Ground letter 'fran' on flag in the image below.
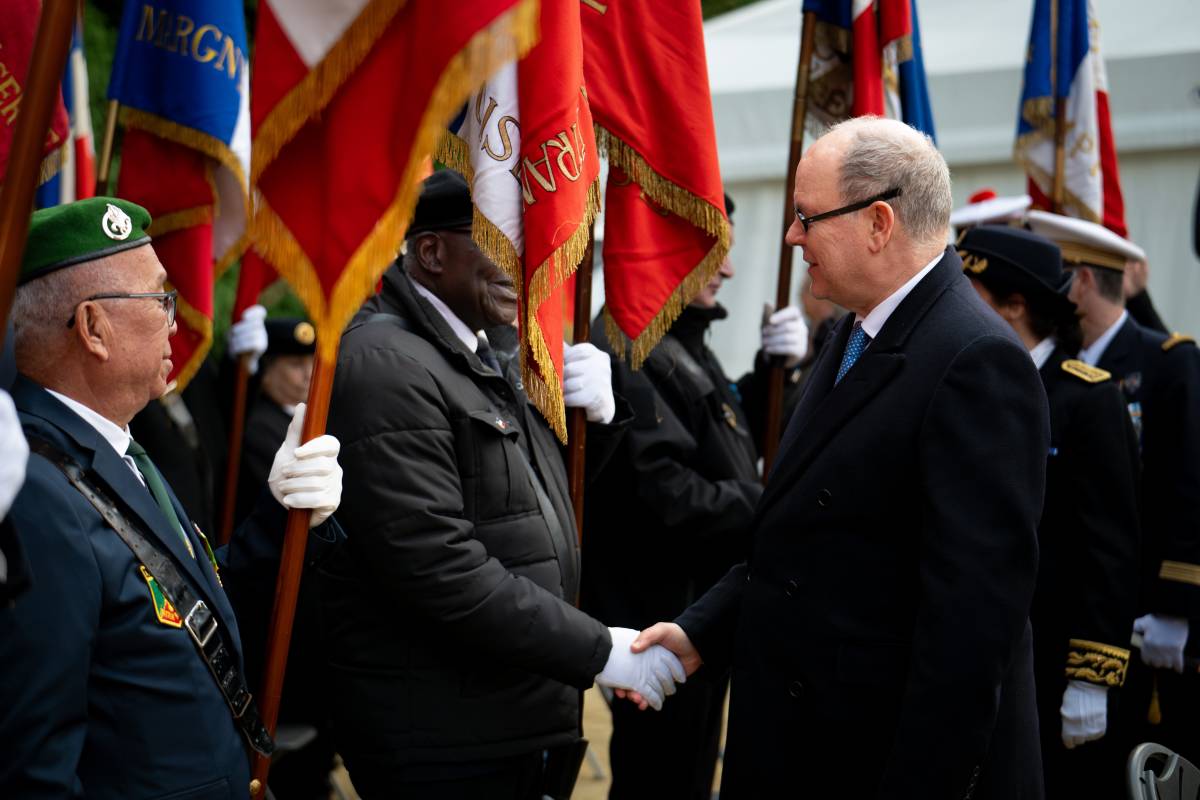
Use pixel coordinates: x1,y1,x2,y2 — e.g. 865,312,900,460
1015,0,1127,237
581,0,731,368
1,1,70,192
107,0,252,389
250,0,537,363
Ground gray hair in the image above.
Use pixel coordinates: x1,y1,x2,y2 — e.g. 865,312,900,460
12,259,119,363
828,116,952,244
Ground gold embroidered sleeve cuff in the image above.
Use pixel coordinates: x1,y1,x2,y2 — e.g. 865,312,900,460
1159,561,1200,587
1065,639,1130,687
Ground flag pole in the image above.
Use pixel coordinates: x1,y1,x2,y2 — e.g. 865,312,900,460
94,100,119,197
1049,0,1065,214
0,0,75,339
217,354,252,545
566,232,595,544
761,10,817,482
248,334,341,796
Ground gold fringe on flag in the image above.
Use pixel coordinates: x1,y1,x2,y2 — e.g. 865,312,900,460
594,125,731,369
37,142,67,186
167,287,214,392
147,205,214,238
252,0,540,364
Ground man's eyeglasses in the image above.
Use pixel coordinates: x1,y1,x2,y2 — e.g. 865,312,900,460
66,290,178,328
793,187,902,233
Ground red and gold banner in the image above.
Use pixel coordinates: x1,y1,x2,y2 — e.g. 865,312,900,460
581,0,730,368
0,0,69,187
515,0,599,440
251,0,538,361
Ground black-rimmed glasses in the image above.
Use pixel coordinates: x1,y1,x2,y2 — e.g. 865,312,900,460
66,290,178,328
794,187,902,232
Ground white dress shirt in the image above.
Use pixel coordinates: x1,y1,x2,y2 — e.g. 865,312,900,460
1078,310,1128,366
857,252,944,340
46,389,145,487
1030,337,1057,370
412,280,479,353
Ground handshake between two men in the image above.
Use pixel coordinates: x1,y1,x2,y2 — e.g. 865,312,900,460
595,623,699,710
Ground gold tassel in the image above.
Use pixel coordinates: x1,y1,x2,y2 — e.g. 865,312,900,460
1148,673,1163,725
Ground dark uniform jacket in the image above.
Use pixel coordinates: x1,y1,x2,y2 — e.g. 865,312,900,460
235,396,291,526
320,265,619,774
1096,317,1200,622
582,305,763,629
0,377,251,800
676,249,1050,799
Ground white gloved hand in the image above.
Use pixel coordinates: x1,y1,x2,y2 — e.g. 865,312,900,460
0,390,28,519
563,342,615,424
227,304,269,374
761,304,809,367
268,403,342,528
1060,679,1107,748
595,627,686,711
1134,614,1189,672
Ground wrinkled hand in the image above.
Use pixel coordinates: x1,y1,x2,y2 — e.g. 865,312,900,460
613,622,704,711
0,390,28,519
761,304,808,367
228,304,269,374
1123,258,1149,299
595,627,686,711
268,403,342,528
1135,614,1189,672
563,342,615,424
1060,679,1107,748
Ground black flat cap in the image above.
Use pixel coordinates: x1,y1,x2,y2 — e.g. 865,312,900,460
265,318,316,357
959,225,1076,321
408,169,473,237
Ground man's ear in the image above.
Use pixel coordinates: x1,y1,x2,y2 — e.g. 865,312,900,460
865,200,896,253
412,232,446,276
74,302,111,362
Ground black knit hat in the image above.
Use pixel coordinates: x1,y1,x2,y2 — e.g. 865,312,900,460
407,169,473,237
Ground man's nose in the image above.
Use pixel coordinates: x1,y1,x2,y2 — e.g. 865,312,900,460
785,218,805,247
719,256,735,279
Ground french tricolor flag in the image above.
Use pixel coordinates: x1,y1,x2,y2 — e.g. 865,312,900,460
35,11,94,208
1015,0,1127,237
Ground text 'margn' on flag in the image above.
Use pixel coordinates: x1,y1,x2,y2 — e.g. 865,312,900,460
1,1,70,189
804,0,937,139
582,0,730,369
35,8,94,208
107,0,251,389
1015,0,1126,237
251,0,538,362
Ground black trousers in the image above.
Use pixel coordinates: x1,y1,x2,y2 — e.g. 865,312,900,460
608,672,727,800
348,752,545,800
1037,678,1127,800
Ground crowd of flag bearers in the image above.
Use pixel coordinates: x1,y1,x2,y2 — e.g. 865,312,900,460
0,1,1199,799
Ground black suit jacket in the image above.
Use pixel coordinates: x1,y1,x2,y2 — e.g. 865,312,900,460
677,249,1050,799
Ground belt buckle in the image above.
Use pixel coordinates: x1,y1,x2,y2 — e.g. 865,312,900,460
184,600,218,648
232,688,253,719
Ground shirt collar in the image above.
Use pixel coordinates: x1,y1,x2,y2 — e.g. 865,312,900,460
857,252,943,340
1030,337,1057,369
411,280,479,353
1078,309,1128,366
45,389,132,458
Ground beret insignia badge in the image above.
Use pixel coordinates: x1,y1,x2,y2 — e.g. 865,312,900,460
101,203,133,241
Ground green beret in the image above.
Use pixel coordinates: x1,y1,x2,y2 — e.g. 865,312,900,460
21,197,153,285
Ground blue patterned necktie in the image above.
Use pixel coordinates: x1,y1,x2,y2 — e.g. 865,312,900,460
835,321,871,384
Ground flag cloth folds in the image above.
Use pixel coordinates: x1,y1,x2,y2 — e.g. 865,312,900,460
804,0,937,139
251,0,538,363
107,0,251,389
1015,0,1126,236
35,8,94,208
1,1,70,189
582,0,730,368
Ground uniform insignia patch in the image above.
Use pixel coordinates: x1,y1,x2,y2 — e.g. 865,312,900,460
194,524,222,587
721,402,739,430
293,322,316,346
101,203,133,240
1120,372,1142,396
139,565,182,627
1163,332,1196,352
1061,359,1110,384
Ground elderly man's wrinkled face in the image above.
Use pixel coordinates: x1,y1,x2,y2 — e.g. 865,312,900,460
436,229,519,330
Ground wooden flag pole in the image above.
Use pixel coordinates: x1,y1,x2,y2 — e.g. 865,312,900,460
566,232,595,544
761,10,817,482
217,354,252,545
1051,98,1067,214
0,0,75,339
248,334,340,797
94,100,119,197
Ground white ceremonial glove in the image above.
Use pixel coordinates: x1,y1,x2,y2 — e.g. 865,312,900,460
595,627,687,711
1134,614,1189,673
0,390,28,520
761,304,809,367
562,342,615,424
227,304,269,374
268,403,342,528
1060,679,1108,749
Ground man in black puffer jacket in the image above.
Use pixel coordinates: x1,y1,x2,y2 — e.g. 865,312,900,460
320,171,684,799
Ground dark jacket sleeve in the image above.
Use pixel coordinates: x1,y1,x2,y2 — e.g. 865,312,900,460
333,345,610,688
879,336,1047,797
675,561,747,675
1062,382,1141,683
0,462,99,798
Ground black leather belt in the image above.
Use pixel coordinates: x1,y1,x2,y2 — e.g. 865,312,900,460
26,434,275,756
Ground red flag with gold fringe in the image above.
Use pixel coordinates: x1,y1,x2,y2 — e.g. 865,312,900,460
250,0,538,363
581,0,730,367
0,1,69,189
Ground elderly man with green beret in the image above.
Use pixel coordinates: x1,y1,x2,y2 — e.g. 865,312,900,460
0,197,344,800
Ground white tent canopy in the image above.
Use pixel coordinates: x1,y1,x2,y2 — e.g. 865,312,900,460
702,0,1200,373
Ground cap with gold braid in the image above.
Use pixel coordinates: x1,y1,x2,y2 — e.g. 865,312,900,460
1025,210,1145,273
20,197,153,285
